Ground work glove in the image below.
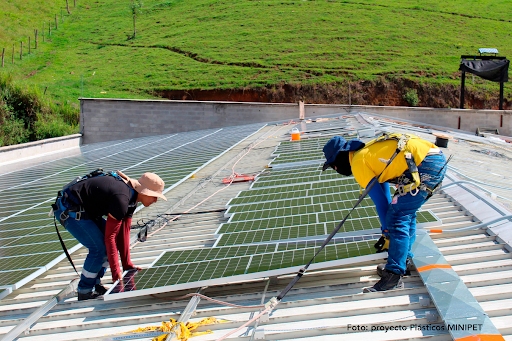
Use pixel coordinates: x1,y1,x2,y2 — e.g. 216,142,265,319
374,234,390,253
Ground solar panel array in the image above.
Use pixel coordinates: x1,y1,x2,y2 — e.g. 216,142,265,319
107,237,380,298
0,124,265,291
106,121,439,300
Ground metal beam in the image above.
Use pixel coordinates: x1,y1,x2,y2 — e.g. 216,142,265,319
2,279,78,341
412,231,505,340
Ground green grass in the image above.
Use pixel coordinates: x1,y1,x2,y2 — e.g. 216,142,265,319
0,0,511,108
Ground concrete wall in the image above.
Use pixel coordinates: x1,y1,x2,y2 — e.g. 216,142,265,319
80,98,512,144
0,134,82,167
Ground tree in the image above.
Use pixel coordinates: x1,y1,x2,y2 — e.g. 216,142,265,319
130,0,143,39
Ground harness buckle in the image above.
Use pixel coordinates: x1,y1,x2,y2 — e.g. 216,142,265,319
397,135,409,151
60,210,69,222
75,211,81,220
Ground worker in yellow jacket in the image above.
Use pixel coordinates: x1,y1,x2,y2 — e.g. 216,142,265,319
322,133,447,292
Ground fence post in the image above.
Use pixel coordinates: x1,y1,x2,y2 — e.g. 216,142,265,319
12,44,14,64
55,14,58,30
28,37,31,54
43,22,45,42
49,21,51,37
74,0,76,7
1,48,5,67
20,41,23,60
35,29,38,49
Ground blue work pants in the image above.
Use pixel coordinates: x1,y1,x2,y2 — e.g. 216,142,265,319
54,197,107,294
385,152,447,275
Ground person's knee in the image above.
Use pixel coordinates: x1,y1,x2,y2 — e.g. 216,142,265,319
88,240,106,257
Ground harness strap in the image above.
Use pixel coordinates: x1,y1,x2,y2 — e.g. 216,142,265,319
52,202,79,275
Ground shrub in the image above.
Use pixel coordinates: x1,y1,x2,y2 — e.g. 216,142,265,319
403,88,419,107
0,103,30,145
34,113,78,140
0,74,79,146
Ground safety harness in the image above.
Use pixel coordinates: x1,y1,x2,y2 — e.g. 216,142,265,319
365,132,441,197
51,169,137,274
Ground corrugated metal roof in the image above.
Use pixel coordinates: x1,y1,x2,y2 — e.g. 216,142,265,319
1,113,512,341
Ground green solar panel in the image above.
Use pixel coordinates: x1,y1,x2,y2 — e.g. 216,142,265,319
226,191,369,215
231,204,323,222
229,178,359,205
252,172,342,188
216,224,329,246
151,238,380,268
257,170,325,182
106,238,382,300
228,189,311,206
229,199,376,222
270,152,324,165
218,215,381,237
0,268,40,286
0,231,73,248
0,252,63,271
255,167,340,184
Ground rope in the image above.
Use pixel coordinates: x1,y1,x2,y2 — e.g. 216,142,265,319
215,306,273,341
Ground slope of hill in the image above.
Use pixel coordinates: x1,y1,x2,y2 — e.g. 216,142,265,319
0,0,511,145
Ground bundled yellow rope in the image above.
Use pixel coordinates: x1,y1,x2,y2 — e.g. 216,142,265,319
128,317,223,341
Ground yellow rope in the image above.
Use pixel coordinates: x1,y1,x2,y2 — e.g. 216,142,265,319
127,317,226,341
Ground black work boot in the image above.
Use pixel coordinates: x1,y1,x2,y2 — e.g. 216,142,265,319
78,291,102,301
377,258,415,277
94,284,108,295
363,269,404,293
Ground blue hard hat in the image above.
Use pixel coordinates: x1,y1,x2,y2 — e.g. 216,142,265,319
322,136,365,171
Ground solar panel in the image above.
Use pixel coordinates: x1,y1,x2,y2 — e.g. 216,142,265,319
105,238,384,301
227,180,360,205
0,124,265,291
252,172,341,188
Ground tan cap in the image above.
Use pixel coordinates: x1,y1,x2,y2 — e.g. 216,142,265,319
128,172,167,201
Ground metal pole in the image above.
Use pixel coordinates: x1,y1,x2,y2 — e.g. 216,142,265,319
499,81,504,110
2,279,79,341
165,291,202,341
459,71,465,109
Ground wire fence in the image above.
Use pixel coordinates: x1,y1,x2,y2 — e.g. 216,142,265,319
1,0,77,68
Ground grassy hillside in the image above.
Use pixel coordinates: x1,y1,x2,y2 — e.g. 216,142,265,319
0,0,511,144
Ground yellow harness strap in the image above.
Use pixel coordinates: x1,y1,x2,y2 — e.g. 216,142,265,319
367,133,421,194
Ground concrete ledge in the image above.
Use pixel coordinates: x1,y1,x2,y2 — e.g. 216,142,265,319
0,134,82,166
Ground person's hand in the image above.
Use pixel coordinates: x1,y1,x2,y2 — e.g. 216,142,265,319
124,264,142,272
112,271,123,283
117,269,137,292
